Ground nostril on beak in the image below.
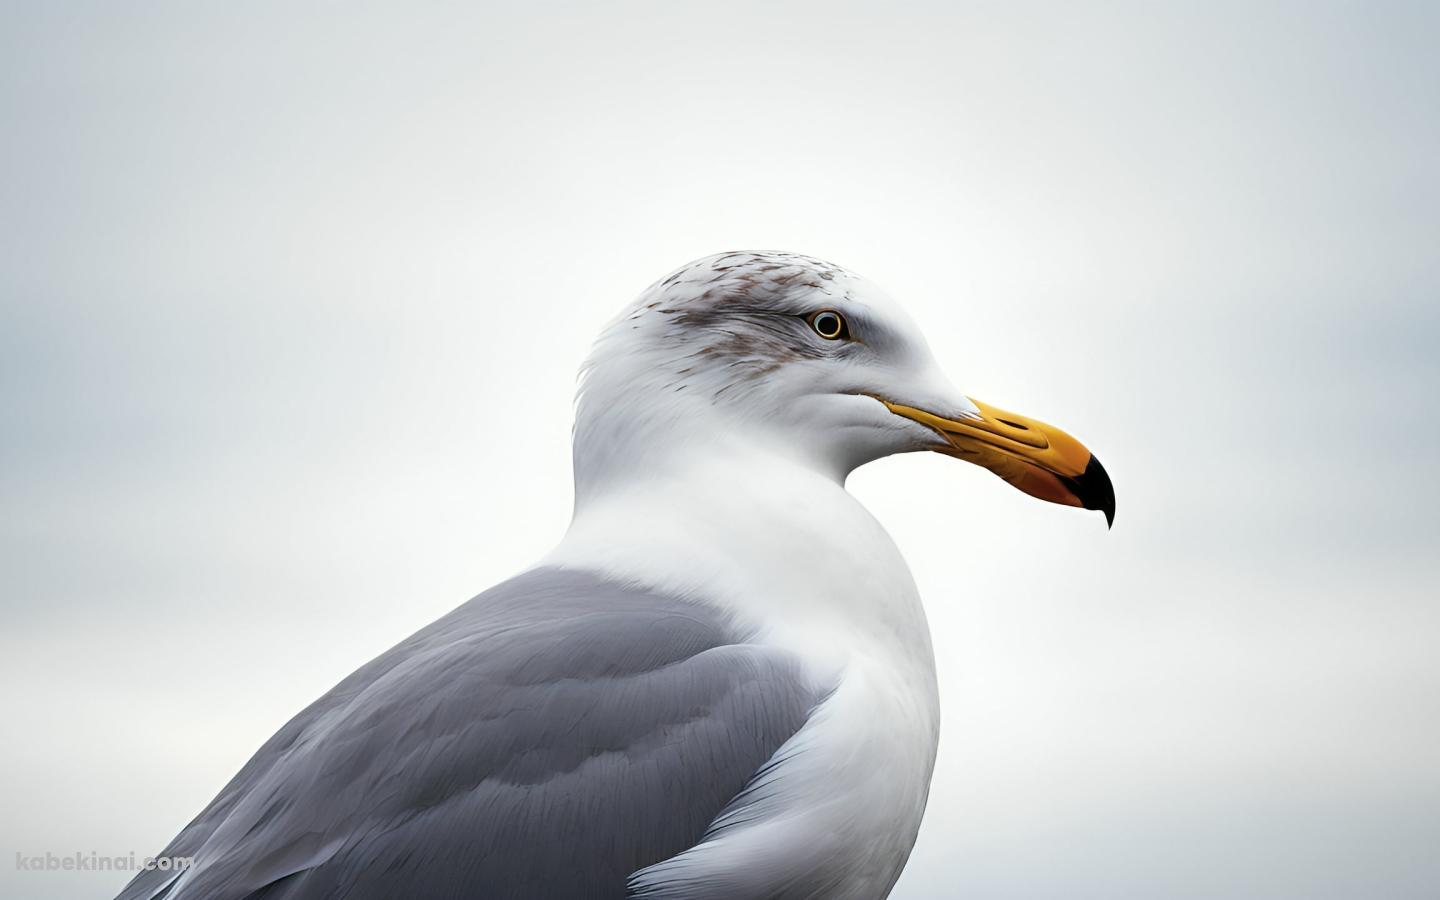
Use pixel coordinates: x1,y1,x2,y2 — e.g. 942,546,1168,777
997,418,1028,430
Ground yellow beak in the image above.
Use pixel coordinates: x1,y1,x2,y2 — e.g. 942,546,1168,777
884,397,1115,527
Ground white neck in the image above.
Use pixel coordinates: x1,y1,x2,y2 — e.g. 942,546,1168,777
549,441,935,670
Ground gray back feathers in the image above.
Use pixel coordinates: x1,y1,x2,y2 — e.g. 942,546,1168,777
117,567,824,900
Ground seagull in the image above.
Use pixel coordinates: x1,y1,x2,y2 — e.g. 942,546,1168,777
118,251,1113,900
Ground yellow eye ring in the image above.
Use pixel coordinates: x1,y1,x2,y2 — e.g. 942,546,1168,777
809,309,848,340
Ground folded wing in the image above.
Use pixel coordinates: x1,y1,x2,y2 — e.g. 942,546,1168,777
117,567,824,900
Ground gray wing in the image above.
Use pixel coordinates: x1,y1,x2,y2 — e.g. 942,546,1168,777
117,567,823,900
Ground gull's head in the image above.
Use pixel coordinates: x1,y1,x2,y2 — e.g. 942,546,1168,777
574,250,1114,527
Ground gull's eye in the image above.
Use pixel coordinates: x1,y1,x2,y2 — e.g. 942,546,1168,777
808,309,849,341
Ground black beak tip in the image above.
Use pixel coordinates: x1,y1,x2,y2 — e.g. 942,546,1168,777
1076,454,1116,529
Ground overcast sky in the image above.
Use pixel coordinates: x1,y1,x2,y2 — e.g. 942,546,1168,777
2,2,1437,898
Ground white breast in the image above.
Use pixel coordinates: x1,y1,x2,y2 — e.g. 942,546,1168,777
547,447,941,898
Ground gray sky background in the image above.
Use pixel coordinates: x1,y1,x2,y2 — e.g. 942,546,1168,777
2,2,1437,898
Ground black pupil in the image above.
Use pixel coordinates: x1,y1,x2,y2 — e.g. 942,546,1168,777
815,313,841,337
